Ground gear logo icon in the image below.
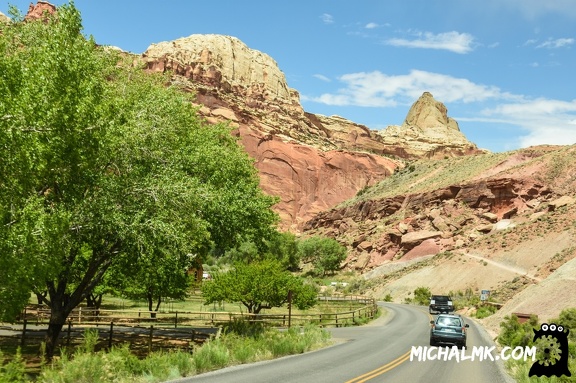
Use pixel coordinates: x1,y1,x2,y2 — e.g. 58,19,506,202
529,323,571,377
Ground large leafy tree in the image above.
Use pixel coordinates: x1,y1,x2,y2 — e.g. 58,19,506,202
0,3,278,357
298,236,347,276
201,260,318,314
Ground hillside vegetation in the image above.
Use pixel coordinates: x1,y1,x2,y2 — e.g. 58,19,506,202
304,144,576,335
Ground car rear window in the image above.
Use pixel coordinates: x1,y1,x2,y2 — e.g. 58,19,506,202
437,317,461,326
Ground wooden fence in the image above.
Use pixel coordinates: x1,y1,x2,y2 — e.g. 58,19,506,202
1,295,377,354
20,295,377,329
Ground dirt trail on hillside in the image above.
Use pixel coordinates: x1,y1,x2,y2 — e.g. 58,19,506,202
462,252,542,282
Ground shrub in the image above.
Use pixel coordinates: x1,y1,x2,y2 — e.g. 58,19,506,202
413,287,432,306
498,314,538,348
474,305,497,319
0,348,27,383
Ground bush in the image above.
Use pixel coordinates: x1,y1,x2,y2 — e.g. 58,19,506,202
413,287,431,306
498,314,538,348
0,348,27,383
474,305,497,319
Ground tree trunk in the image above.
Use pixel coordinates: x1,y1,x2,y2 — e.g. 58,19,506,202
45,307,68,359
147,293,156,318
36,291,48,305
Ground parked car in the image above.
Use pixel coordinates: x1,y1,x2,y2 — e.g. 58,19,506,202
430,314,469,348
429,295,454,314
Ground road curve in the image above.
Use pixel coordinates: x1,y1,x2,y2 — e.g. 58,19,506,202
168,303,515,383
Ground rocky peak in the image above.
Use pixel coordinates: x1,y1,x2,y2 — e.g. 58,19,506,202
24,1,56,21
378,92,485,159
142,34,400,230
405,91,460,132
143,34,295,106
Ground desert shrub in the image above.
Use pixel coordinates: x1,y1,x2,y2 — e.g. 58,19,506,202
474,305,497,319
413,287,432,306
498,314,538,348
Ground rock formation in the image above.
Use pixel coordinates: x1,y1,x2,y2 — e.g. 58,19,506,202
379,92,484,158
141,34,487,229
23,1,56,21
142,34,401,229
302,146,562,271
0,11,10,23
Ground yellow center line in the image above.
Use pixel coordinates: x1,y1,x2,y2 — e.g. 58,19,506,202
345,307,434,382
344,350,412,383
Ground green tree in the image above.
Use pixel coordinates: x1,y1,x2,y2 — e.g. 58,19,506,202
413,287,432,306
498,314,538,348
201,260,318,314
0,3,278,357
265,231,300,271
224,231,300,271
298,236,347,276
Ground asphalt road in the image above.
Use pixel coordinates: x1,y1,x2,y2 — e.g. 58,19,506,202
169,303,516,383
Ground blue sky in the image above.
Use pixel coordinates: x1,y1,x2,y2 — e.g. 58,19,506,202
2,1,576,153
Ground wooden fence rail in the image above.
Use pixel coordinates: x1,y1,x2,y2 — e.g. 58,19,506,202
1,295,377,354
19,295,378,329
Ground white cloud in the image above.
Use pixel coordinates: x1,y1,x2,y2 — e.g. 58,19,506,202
309,70,512,107
536,38,575,49
320,13,334,24
313,74,331,82
477,98,576,147
308,69,576,148
384,31,475,54
365,22,379,29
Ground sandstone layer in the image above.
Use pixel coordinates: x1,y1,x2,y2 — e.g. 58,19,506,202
379,92,485,158
0,11,10,23
142,34,404,229
142,34,482,229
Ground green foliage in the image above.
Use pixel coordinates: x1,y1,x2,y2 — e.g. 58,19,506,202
413,287,432,306
554,308,576,340
499,308,576,383
223,231,300,271
265,231,301,271
0,3,278,352
474,304,497,319
201,260,318,314
0,348,27,383
221,318,266,338
498,314,538,348
36,323,329,382
298,235,347,276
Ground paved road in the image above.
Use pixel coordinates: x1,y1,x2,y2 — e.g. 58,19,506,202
168,303,515,383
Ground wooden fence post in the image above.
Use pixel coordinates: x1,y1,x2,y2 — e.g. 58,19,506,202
175,312,178,329
78,307,82,324
108,322,114,350
20,319,27,347
67,320,72,347
148,325,153,353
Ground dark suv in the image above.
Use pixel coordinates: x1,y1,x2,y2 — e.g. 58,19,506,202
430,314,469,348
429,295,454,314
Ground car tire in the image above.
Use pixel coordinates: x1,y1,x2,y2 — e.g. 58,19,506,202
461,343,466,350
430,338,436,347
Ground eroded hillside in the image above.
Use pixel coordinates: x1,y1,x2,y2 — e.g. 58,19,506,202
302,145,576,328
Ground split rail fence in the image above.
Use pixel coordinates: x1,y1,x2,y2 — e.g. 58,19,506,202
1,295,378,353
